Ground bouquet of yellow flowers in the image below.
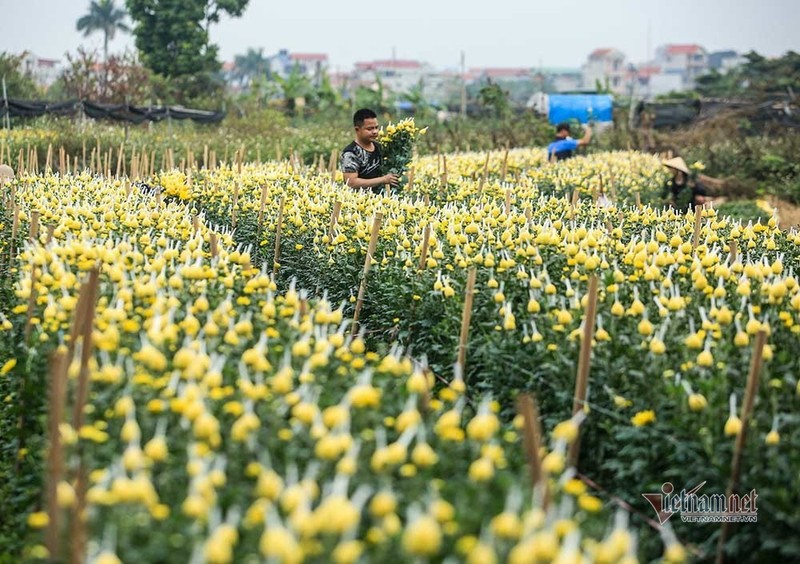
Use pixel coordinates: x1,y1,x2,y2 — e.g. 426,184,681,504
379,118,427,188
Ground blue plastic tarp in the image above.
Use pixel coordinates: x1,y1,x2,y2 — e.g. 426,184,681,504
548,94,613,124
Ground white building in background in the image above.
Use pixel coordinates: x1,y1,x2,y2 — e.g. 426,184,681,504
654,44,708,89
19,52,62,89
267,49,329,83
581,48,629,94
708,50,746,74
351,59,436,93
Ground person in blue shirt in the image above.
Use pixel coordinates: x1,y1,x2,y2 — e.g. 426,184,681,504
547,122,592,162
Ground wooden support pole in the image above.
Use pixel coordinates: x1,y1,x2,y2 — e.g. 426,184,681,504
272,195,286,278
257,184,269,228
418,225,432,271
715,330,767,564
456,268,478,373
729,240,738,264
209,232,219,258
517,393,545,488
351,212,383,336
45,349,69,561
29,210,40,243
24,266,39,343
567,275,599,467
328,201,342,240
72,268,100,431
692,205,703,250
231,181,240,228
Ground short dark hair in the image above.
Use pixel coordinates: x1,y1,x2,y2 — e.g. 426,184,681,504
556,122,571,133
354,108,377,127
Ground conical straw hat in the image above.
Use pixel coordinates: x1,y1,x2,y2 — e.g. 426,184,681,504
663,157,689,175
0,164,14,181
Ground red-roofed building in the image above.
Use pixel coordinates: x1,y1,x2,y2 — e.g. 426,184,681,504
655,43,708,87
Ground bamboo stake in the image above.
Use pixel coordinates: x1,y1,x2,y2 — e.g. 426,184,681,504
203,145,209,169
351,212,383,336
231,181,240,228
72,268,99,431
328,149,338,176
209,232,219,258
418,224,432,270
407,167,415,191
501,147,509,181
567,275,599,467
45,144,53,171
272,195,286,278
17,148,24,174
24,266,39,342
45,349,69,561
635,192,642,210
715,330,767,564
729,240,738,264
504,189,512,216
517,393,545,490
29,210,40,243
328,201,342,240
477,156,488,194
692,205,703,250
116,143,124,178
456,268,478,373
257,184,269,228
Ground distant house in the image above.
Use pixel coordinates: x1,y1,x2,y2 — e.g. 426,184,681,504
581,48,629,94
535,68,582,93
20,52,62,89
352,59,435,93
708,50,745,74
654,44,708,88
267,49,329,84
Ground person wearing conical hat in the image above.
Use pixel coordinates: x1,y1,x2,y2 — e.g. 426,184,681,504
662,156,707,210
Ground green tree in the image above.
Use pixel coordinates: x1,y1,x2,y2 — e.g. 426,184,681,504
274,64,314,116
0,53,40,99
125,0,248,100
476,80,510,118
233,48,270,90
76,0,131,65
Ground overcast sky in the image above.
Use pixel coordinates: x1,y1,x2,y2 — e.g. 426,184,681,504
1,0,797,72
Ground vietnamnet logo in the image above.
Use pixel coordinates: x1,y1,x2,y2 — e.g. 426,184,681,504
642,481,758,524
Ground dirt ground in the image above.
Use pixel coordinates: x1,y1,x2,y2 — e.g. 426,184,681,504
768,197,800,230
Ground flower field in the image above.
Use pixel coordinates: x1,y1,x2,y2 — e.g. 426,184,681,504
1,147,798,562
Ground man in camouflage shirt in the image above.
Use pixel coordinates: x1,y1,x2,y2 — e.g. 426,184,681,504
340,108,399,194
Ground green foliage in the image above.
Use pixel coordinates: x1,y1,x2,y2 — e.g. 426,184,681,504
476,81,510,118
0,53,40,99
231,47,269,90
715,200,771,224
125,0,248,102
695,50,800,99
